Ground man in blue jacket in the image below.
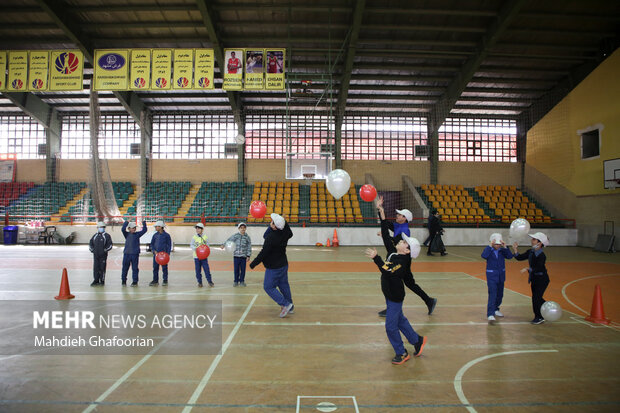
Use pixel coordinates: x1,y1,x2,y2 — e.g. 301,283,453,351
121,220,147,286
481,233,513,321
150,220,172,286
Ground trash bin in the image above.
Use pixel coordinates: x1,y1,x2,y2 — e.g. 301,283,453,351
3,226,18,245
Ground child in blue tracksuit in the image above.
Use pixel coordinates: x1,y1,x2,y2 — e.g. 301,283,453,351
121,220,147,286
481,233,513,321
150,220,172,286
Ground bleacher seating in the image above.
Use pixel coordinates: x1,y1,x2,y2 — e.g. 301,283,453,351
8,182,86,220
62,182,134,222
249,181,301,223
474,185,552,224
419,184,491,224
125,181,191,219
187,182,253,223
308,181,364,224
0,182,35,210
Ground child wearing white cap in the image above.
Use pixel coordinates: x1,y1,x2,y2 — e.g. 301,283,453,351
121,220,147,286
191,223,213,287
88,221,113,286
512,232,550,324
249,213,295,317
222,223,252,287
481,233,514,321
150,220,172,286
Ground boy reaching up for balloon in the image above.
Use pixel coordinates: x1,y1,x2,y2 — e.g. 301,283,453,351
191,223,213,287
222,222,252,287
512,232,550,325
481,233,513,322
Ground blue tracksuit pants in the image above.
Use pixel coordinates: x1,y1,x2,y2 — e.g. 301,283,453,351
263,265,292,307
121,253,139,283
385,299,419,355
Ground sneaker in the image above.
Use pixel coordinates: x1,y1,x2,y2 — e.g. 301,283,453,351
427,252,434,256
288,305,295,314
240,282,247,287
279,303,293,318
233,282,239,287
100,281,105,286
427,298,438,315
162,280,168,286
130,282,138,287
149,281,158,286
378,309,387,317
90,281,100,287
495,310,504,317
440,252,447,256
197,283,203,287
391,351,411,365
208,282,215,288
122,281,127,286
488,315,496,321
413,336,427,357
531,317,545,325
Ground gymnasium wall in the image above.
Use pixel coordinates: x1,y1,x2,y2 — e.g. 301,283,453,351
525,49,620,247
15,160,46,183
526,49,620,197
437,162,521,187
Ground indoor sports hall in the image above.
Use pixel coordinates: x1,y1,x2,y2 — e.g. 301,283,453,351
0,1,619,412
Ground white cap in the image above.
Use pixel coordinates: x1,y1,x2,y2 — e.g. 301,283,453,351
97,221,106,227
395,209,413,222
490,233,503,244
195,223,205,229
529,232,550,247
155,220,165,228
270,213,285,230
127,222,137,229
237,222,247,228
402,234,421,258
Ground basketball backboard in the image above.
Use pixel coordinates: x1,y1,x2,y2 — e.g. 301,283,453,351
603,158,620,190
285,152,332,180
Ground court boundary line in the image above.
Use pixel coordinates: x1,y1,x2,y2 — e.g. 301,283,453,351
182,294,258,413
296,395,359,413
454,349,559,413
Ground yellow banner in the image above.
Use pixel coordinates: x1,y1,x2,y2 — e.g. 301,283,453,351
93,49,129,91
0,51,6,91
129,49,151,90
28,50,49,91
7,51,28,91
49,50,84,91
173,49,193,89
151,49,172,90
223,49,243,91
244,49,264,90
265,49,285,90
194,49,214,89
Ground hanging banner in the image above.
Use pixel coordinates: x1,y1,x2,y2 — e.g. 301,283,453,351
194,49,214,89
7,51,28,91
49,50,84,91
151,49,172,90
222,49,243,91
265,49,285,90
28,50,49,91
0,51,6,91
129,49,151,90
173,49,193,89
244,49,264,90
93,49,129,91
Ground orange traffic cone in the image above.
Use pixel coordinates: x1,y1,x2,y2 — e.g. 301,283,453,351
55,268,75,300
332,229,339,247
585,284,610,325
326,238,331,247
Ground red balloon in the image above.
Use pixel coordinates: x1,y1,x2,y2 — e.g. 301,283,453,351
196,245,210,260
155,251,170,265
359,184,377,202
249,200,267,219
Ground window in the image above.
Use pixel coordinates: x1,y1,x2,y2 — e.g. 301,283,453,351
342,116,427,160
61,115,90,159
580,128,600,160
0,115,46,159
438,118,517,162
245,113,334,159
152,113,237,159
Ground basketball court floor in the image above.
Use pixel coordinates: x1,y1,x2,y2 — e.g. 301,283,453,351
0,244,618,412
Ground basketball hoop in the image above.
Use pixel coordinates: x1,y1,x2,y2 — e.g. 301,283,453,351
303,172,316,186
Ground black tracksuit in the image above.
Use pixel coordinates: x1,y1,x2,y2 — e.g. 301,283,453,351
89,232,113,284
427,215,445,254
514,248,549,319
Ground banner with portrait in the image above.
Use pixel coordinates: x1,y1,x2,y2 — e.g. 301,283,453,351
222,49,243,91
265,49,285,90
244,49,264,90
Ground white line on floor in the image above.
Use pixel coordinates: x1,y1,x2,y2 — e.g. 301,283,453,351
182,294,258,413
453,349,559,413
560,273,619,315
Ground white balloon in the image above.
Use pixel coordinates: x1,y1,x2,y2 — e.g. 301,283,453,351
224,240,236,253
509,218,530,239
325,169,351,200
541,301,562,322
409,237,421,259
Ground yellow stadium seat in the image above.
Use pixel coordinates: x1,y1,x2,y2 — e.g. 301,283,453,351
482,216,491,223
535,209,543,216
310,216,318,223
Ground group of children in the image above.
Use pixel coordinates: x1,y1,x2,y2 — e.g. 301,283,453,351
88,220,252,288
